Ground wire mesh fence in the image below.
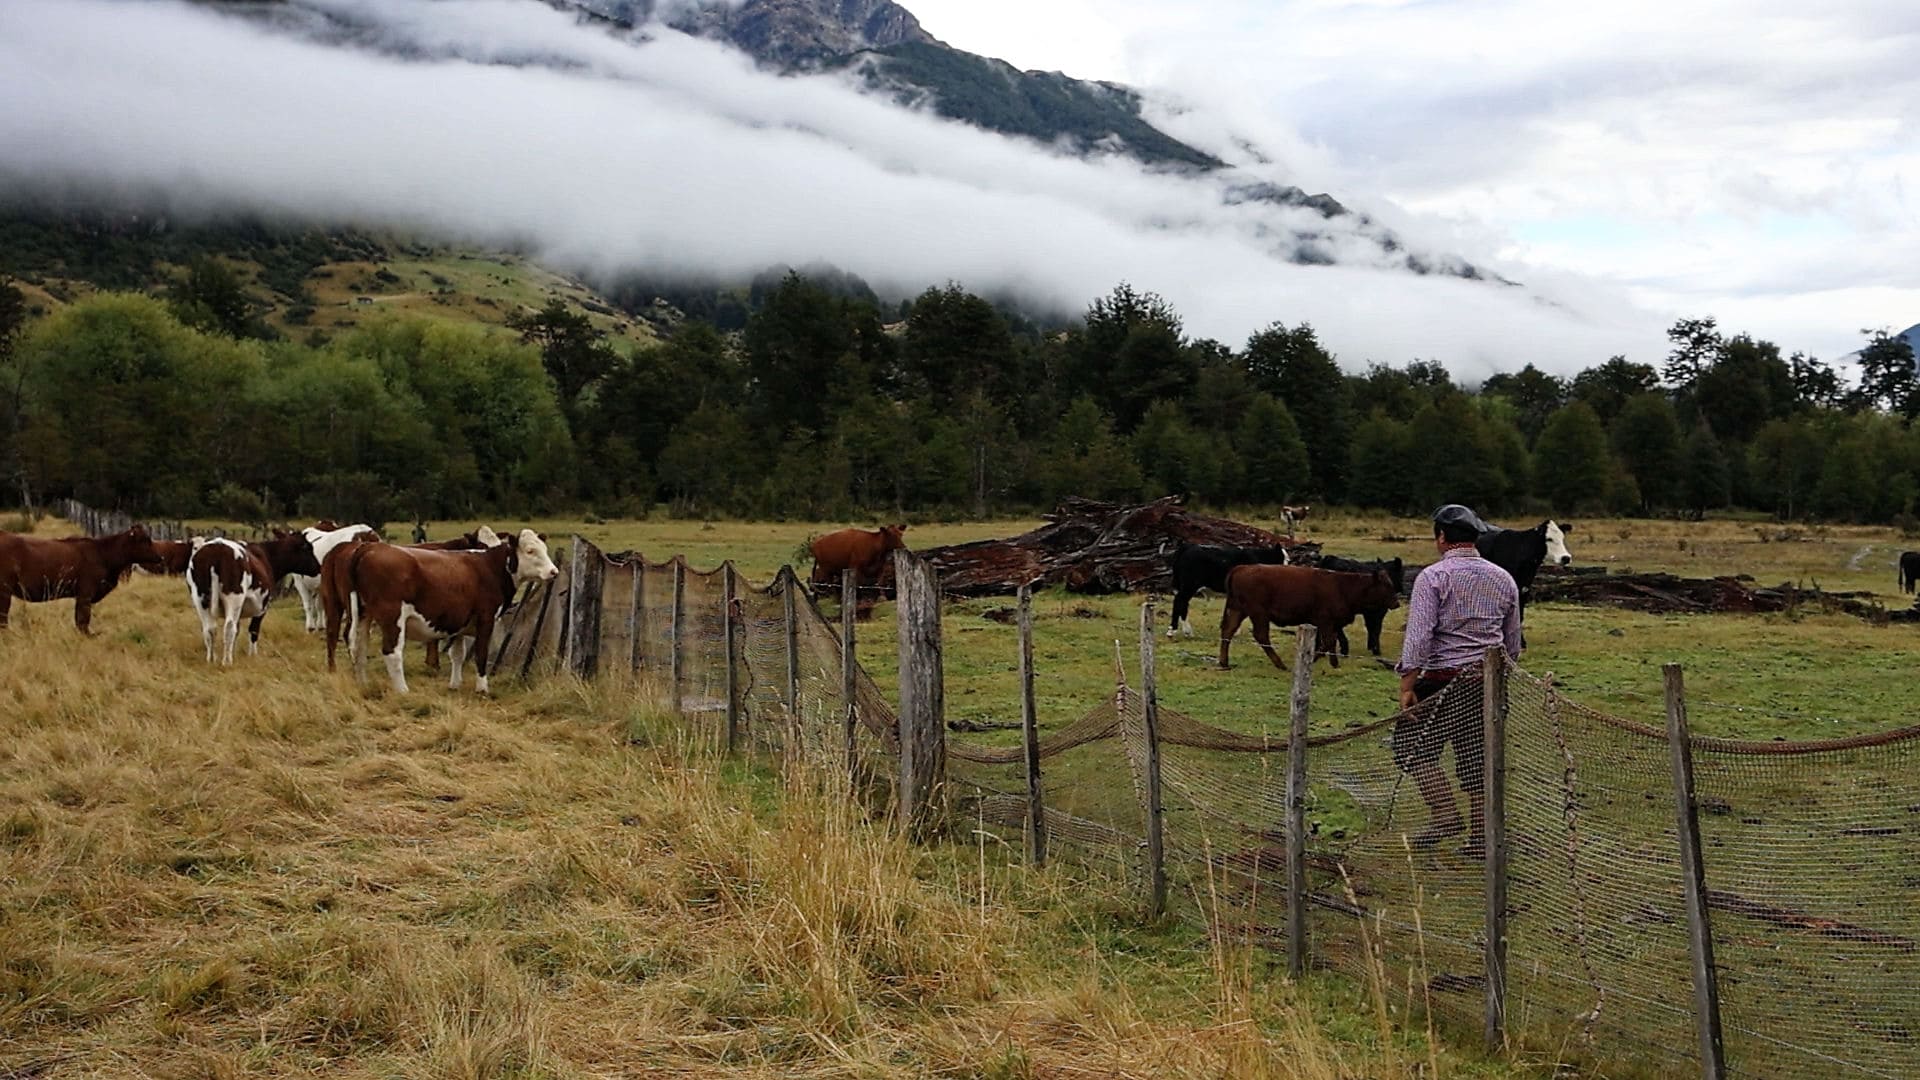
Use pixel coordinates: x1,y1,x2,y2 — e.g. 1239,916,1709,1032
50,509,1920,1077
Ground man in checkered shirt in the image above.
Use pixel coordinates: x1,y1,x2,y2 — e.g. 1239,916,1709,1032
1394,504,1522,857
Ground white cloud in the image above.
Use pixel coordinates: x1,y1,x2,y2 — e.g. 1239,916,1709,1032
0,0,1676,380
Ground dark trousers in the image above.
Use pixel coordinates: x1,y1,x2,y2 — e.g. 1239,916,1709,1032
1392,675,1485,793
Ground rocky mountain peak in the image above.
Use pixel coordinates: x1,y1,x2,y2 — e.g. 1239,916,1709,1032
564,0,936,68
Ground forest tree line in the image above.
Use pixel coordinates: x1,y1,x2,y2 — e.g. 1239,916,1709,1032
0,264,1915,528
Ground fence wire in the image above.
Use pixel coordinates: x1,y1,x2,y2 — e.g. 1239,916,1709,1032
54,509,1920,1078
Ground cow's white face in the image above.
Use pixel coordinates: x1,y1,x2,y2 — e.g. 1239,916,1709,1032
513,530,560,583
1543,520,1573,566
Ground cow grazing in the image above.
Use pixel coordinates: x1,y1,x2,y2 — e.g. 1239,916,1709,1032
0,524,158,633
186,531,321,663
1218,563,1401,671
1164,542,1292,638
291,522,380,632
1279,505,1311,537
1901,551,1920,594
809,525,908,593
1314,555,1405,656
138,539,194,576
1475,520,1574,624
323,528,558,695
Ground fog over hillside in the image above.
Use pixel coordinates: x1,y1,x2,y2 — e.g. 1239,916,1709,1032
0,0,1670,377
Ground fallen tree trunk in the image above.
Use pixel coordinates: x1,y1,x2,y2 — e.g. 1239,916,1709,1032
919,495,1319,597
1529,570,1920,622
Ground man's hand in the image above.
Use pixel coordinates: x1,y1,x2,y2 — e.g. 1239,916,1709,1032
1398,671,1419,712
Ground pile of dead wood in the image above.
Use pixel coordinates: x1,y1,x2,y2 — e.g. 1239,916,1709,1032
919,495,1319,597
1531,571,1920,622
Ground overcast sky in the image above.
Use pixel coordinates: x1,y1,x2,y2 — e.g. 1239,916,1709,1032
909,0,1920,360
2,0,1909,376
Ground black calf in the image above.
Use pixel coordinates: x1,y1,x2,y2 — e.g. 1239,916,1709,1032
1165,542,1291,636
1315,555,1405,656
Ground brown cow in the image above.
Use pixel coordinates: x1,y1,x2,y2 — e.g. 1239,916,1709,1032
186,531,321,663
139,539,194,576
808,524,907,594
322,528,558,695
0,524,158,633
1218,563,1400,671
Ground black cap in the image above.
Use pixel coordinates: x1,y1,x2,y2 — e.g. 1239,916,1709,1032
1432,504,1490,540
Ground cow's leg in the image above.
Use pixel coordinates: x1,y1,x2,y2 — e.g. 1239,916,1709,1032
1336,626,1351,656
296,577,319,632
0,592,10,628
447,636,466,690
1218,605,1246,669
351,594,371,685
247,604,265,656
425,639,441,674
1168,588,1190,638
379,611,409,694
189,580,216,662
221,596,244,665
1365,610,1385,656
471,618,496,695
1250,616,1287,671
1320,622,1341,669
73,596,94,636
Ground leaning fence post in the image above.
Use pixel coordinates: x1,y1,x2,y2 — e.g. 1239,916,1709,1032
1287,624,1317,978
1665,663,1727,1079
1019,582,1046,867
723,563,740,753
629,560,644,674
893,549,945,840
841,568,858,787
669,557,686,714
1482,646,1510,1051
1138,601,1167,919
783,569,801,721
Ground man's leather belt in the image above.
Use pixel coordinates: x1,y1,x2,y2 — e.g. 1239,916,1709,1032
1418,667,1470,682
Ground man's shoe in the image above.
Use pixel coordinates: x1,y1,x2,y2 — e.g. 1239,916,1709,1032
1406,821,1465,849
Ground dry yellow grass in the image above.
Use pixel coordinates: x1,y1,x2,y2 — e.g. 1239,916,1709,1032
0,573,1546,1078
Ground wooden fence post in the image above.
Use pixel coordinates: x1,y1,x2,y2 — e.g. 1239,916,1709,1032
1665,664,1727,1080
1482,646,1510,1052
565,536,602,679
1019,582,1046,867
629,561,645,673
724,563,740,753
784,569,801,720
893,549,945,841
670,557,686,714
841,569,858,786
1139,601,1166,920
1286,624,1316,978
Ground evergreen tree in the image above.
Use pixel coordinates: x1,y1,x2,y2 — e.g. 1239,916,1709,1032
1242,322,1352,497
1347,412,1413,511
1531,402,1610,510
1611,393,1683,512
1233,393,1311,503
1680,422,1730,519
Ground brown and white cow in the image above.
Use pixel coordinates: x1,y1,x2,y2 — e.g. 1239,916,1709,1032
291,522,379,632
186,531,322,663
322,528,557,695
0,525,158,633
1218,563,1400,671
808,524,907,593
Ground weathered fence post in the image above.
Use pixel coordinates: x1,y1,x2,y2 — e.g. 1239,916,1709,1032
723,563,740,753
564,536,602,678
1139,601,1166,919
1019,582,1046,867
893,549,945,840
669,557,686,714
784,569,801,720
1286,624,1317,978
629,560,644,673
841,569,858,786
1482,646,1510,1051
1665,663,1727,1080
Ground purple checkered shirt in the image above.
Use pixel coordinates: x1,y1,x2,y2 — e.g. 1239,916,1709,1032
1395,547,1522,676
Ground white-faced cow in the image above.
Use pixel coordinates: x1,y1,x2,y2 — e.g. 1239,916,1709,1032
322,528,558,695
1475,520,1574,630
291,522,379,632
185,531,322,663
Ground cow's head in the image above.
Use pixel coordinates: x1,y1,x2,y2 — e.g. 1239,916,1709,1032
1366,569,1402,611
278,531,323,578
118,523,158,566
1542,520,1573,567
881,524,908,550
312,519,340,532
1377,556,1405,593
512,529,560,585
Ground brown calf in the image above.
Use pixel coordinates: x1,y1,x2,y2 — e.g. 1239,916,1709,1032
1218,563,1400,671
0,525,158,633
322,529,558,695
809,524,907,593
186,531,321,663
139,539,194,576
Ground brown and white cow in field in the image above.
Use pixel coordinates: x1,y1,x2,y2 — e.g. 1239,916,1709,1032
808,524,907,593
0,525,158,633
322,529,557,695
186,531,322,663
1218,563,1400,671
291,522,379,632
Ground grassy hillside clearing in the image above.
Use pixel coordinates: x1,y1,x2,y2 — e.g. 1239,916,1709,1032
1,573,1543,1079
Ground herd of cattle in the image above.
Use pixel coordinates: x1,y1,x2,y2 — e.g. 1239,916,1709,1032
803,518,1576,671
0,521,558,694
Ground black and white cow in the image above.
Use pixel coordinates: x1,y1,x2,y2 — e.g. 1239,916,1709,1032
1476,520,1574,627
